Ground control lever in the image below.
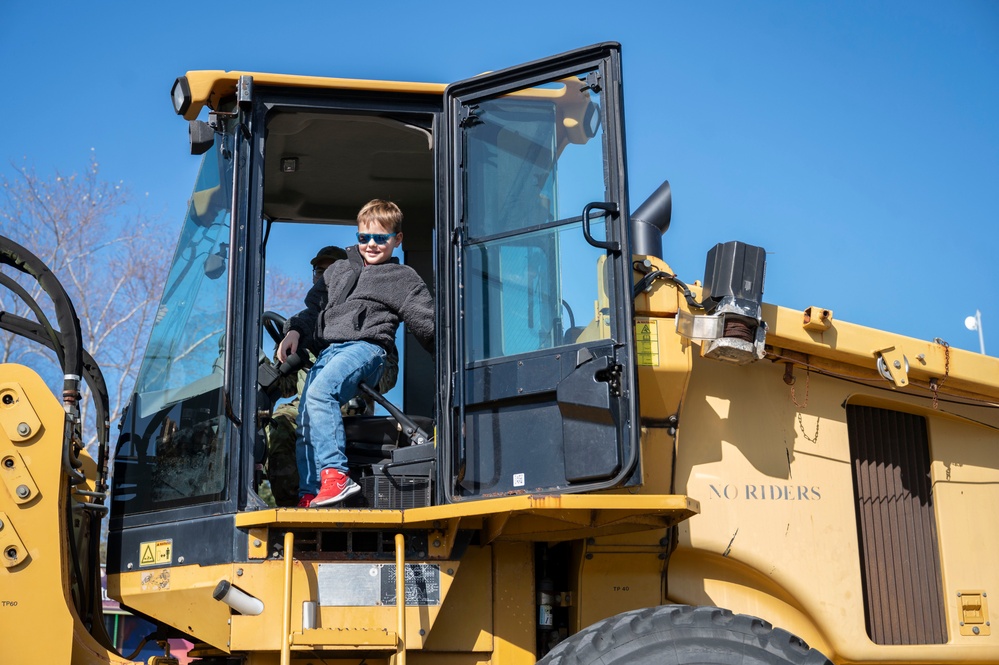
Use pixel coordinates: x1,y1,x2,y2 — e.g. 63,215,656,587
357,382,431,446
258,349,313,393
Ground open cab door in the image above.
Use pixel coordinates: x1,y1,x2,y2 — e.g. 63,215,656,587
440,43,641,501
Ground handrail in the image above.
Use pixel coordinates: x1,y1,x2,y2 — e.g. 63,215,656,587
281,531,295,665
395,533,407,665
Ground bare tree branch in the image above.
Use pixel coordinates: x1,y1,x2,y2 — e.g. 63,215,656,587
1,154,171,454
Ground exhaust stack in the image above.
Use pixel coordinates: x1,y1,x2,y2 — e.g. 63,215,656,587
630,180,672,259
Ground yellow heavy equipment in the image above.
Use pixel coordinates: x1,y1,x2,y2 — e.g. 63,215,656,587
2,43,997,665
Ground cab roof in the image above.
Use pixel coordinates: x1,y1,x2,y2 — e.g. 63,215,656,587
177,70,446,120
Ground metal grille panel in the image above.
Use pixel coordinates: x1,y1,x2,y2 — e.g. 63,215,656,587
847,405,946,644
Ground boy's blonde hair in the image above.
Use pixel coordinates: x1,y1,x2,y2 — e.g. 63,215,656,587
357,199,403,233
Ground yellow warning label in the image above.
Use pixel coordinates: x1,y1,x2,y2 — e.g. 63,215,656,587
635,319,659,366
139,539,173,567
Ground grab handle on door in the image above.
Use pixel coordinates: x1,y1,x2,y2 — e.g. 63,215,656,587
581,201,620,252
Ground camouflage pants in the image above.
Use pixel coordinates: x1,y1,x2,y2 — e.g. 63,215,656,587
264,399,301,507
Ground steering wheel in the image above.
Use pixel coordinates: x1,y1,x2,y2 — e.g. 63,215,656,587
262,311,287,346
261,310,313,382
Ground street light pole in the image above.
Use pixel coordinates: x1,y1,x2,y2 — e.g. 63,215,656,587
964,309,986,355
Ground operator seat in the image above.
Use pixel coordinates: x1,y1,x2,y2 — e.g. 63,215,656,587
343,413,434,467
341,345,433,468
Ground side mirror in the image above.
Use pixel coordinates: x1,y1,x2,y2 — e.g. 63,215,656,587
190,184,224,228
204,244,228,279
190,120,215,155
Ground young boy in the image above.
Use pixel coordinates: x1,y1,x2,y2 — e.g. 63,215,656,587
277,200,434,507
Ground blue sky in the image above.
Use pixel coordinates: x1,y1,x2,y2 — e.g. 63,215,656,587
1,1,996,355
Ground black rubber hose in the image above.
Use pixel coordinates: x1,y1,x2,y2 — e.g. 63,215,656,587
632,268,706,310
0,272,65,369
0,312,110,492
0,235,83,403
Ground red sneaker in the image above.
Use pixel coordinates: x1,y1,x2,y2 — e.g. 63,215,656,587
310,468,360,507
296,493,316,508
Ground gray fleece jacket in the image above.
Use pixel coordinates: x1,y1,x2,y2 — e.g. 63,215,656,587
285,246,434,354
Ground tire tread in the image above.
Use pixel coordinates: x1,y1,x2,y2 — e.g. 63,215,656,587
538,605,832,665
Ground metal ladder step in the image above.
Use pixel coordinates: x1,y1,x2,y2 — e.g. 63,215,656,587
280,531,409,664
291,627,398,650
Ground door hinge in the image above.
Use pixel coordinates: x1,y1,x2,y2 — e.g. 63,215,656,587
580,71,602,94
237,75,253,105
459,105,483,128
596,363,623,397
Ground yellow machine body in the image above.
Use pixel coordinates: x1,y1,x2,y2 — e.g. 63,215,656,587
636,255,999,663
0,365,136,665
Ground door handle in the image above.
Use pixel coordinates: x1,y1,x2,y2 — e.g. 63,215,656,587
581,201,620,252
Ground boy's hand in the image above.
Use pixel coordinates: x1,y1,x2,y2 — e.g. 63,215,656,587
277,330,300,363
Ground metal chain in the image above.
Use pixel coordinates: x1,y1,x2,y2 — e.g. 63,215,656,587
797,411,820,443
789,367,820,442
930,338,951,410
790,366,809,408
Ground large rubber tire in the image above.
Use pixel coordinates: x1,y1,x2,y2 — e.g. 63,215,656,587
537,605,832,665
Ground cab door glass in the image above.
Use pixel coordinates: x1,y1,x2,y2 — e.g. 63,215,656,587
463,72,610,363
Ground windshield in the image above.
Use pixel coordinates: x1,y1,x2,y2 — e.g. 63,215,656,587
111,136,234,515
136,145,232,394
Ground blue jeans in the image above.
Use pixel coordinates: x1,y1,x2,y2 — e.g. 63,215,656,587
296,340,385,495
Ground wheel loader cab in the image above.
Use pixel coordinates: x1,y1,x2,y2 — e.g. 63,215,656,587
254,103,441,505
109,44,642,570
110,91,443,526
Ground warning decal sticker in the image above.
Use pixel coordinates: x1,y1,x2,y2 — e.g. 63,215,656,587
139,539,173,567
635,319,659,366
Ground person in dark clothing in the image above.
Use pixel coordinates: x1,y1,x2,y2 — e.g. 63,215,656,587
264,245,346,507
276,200,433,507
